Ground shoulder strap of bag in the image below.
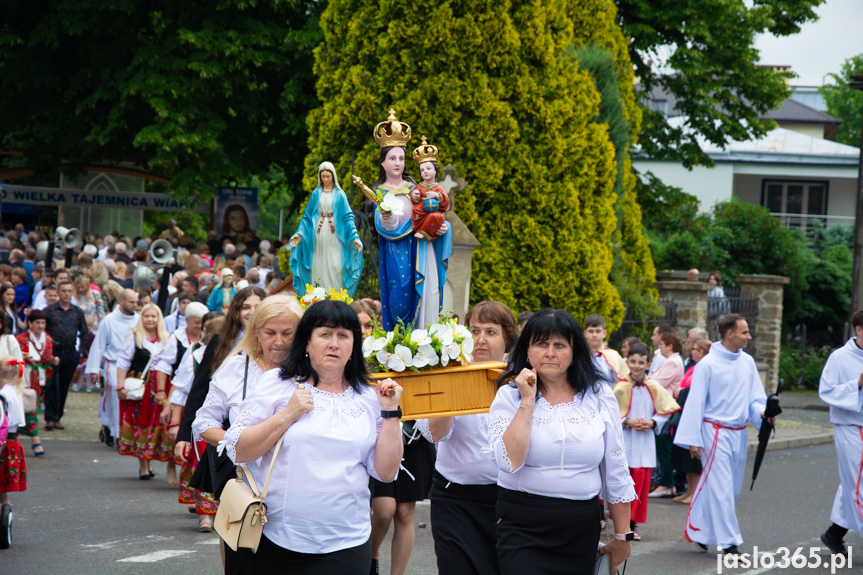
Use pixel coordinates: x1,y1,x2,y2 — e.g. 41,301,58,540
238,430,286,499
242,355,250,400
138,349,157,381
595,390,610,517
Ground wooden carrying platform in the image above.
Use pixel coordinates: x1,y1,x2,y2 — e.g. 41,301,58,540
369,361,508,420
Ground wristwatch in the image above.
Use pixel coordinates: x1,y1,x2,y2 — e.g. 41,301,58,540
381,406,403,419
614,532,635,541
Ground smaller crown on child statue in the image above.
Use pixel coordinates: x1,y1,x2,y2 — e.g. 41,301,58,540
374,109,412,149
412,135,439,165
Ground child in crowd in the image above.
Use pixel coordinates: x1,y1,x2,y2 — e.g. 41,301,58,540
583,314,629,384
0,355,29,547
612,343,680,541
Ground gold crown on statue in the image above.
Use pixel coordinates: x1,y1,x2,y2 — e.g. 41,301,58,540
374,109,412,148
412,135,439,165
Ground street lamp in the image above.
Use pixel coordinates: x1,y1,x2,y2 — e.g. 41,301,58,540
850,74,863,312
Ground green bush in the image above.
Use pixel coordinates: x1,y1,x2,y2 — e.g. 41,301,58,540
779,342,834,390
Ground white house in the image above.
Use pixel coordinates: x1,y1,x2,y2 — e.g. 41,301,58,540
635,84,860,233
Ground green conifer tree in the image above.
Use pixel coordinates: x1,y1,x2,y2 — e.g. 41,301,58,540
306,0,653,329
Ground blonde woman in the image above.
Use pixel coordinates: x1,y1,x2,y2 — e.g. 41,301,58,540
115,303,170,479
0,356,28,506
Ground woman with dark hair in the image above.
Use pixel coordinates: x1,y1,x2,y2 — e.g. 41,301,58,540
224,300,404,574
489,309,635,575
416,300,518,575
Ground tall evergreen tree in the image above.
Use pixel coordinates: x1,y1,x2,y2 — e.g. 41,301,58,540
307,0,653,329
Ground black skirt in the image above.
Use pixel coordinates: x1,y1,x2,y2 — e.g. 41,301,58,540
370,422,435,502
429,470,500,575
496,488,602,575
239,535,371,575
670,388,703,474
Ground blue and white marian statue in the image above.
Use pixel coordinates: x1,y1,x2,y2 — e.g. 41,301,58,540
289,161,364,296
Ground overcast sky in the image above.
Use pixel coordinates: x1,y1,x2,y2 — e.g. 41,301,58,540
755,0,862,86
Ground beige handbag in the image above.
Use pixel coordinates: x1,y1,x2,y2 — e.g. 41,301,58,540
21,388,38,413
123,353,155,401
215,433,285,553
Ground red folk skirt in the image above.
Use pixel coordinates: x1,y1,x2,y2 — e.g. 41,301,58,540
0,438,27,492
117,371,180,463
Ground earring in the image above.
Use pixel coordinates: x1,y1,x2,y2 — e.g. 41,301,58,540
305,352,309,358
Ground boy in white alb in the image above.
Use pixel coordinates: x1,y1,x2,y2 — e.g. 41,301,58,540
818,310,863,557
584,314,628,385
613,343,680,541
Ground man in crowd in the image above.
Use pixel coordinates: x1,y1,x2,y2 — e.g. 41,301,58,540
684,327,709,370
165,291,193,332
687,268,700,282
818,309,863,557
43,280,88,430
583,313,628,385
86,288,139,448
674,313,772,556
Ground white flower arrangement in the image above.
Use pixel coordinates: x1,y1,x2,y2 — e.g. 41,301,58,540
362,318,474,373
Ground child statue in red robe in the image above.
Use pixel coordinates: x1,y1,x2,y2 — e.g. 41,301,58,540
410,136,450,240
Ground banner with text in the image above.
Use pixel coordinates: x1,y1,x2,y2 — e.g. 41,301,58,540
0,184,206,213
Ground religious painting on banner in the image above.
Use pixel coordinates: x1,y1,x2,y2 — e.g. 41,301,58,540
216,186,259,246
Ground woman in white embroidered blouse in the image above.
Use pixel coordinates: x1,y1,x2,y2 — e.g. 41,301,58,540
489,309,636,575
224,300,404,574
416,300,518,575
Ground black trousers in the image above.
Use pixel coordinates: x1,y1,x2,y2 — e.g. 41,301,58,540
430,471,500,575
44,351,79,423
239,535,371,575
496,488,602,575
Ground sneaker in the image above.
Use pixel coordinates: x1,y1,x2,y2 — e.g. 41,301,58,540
370,558,380,575
821,531,848,557
632,528,641,542
723,545,740,556
695,542,709,553
71,385,82,392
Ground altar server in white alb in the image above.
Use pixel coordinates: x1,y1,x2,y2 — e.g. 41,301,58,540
817,310,863,557
85,289,139,445
673,313,772,555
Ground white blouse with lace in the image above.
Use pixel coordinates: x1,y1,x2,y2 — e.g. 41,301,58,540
488,383,636,503
153,328,196,376
168,343,207,407
191,353,265,440
416,413,498,485
116,337,165,372
223,371,388,554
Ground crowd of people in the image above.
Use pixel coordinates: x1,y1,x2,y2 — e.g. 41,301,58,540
0,224,844,574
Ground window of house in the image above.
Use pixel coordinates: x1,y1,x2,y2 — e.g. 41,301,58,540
762,181,827,215
653,99,668,115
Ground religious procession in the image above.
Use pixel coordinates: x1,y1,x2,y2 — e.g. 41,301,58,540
1,2,862,574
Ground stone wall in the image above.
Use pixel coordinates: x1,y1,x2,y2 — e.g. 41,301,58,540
655,280,711,335
737,274,789,393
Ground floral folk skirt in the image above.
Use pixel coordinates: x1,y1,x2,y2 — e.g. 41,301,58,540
178,440,217,516
0,439,27,492
117,372,180,463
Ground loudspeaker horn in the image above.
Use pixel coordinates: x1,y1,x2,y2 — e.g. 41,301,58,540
149,239,173,265
54,226,82,249
36,241,50,261
133,265,158,290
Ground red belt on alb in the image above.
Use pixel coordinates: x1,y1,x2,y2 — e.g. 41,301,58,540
685,419,746,535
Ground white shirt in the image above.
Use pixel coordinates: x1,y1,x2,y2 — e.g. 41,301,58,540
819,338,863,426
0,383,26,432
163,310,187,334
620,385,669,468
116,336,165,372
224,372,387,554
417,413,498,485
169,343,206,406
153,328,199,376
674,342,766,449
488,383,636,503
648,348,666,376
592,352,617,386
85,308,139,374
192,353,266,439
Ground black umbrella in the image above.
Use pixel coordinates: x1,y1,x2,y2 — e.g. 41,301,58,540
751,379,784,490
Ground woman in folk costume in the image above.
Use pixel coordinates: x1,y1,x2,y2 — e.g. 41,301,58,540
289,161,363,296
0,357,28,501
148,302,208,486
17,309,53,457
116,303,170,479
166,313,223,532
612,343,680,541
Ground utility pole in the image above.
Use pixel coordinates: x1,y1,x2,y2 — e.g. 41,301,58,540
850,74,863,312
